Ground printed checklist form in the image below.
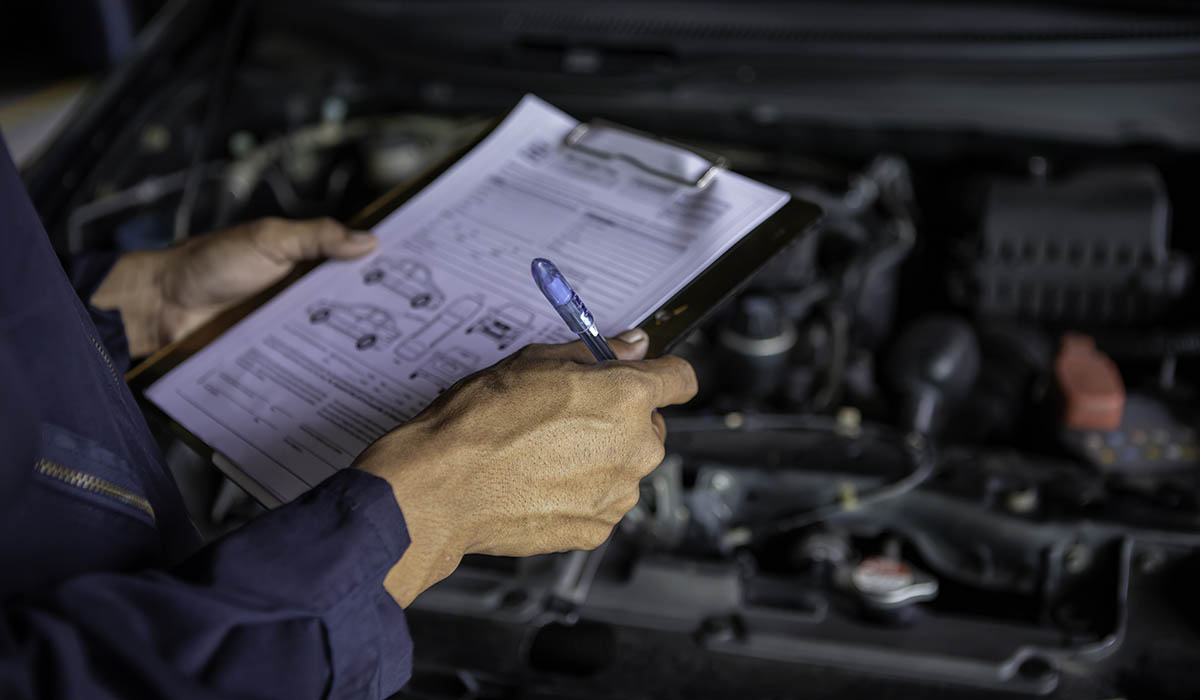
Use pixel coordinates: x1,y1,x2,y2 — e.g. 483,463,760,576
145,95,790,504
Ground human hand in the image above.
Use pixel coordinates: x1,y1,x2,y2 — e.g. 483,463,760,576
355,330,698,607
91,217,377,357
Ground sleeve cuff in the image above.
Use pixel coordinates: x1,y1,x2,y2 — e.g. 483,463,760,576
317,470,414,698
174,468,414,698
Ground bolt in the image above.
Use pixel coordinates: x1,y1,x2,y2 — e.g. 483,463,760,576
1006,488,1039,515
710,471,734,493
835,406,862,437
139,124,170,152
1064,544,1092,574
227,130,257,158
838,482,860,510
1028,155,1050,183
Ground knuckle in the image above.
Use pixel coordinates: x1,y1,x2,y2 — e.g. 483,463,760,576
316,216,344,235
636,373,659,401
248,218,286,246
583,525,610,549
668,357,695,381
613,366,654,400
642,440,666,470
662,353,694,376
677,359,700,393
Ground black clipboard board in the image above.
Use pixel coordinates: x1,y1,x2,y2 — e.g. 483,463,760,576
128,104,823,505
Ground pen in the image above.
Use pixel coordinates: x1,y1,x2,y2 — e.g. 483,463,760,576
531,258,618,362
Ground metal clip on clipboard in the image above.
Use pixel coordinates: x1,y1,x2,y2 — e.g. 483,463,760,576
562,118,729,189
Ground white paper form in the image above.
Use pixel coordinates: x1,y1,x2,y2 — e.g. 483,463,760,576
146,95,789,504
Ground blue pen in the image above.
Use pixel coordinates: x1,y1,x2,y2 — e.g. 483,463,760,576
531,258,618,362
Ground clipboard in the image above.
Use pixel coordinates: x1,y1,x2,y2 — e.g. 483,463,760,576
128,105,823,506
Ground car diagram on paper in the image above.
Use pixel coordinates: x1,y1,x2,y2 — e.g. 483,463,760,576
307,300,405,350
362,257,446,310
464,302,536,351
395,294,484,362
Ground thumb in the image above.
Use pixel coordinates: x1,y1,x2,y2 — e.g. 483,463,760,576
609,328,649,360
323,229,378,259
252,217,377,262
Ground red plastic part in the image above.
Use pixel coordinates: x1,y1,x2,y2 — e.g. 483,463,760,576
1055,334,1126,431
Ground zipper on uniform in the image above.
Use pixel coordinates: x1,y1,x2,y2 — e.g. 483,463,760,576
89,334,121,385
35,458,156,522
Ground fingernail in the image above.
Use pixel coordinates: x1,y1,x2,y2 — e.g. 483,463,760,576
348,231,376,242
617,329,646,344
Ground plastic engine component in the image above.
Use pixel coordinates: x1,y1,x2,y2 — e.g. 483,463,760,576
885,315,981,436
1063,392,1200,473
1055,334,1125,431
954,166,1189,323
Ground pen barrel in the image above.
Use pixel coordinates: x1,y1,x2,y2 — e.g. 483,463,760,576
553,297,595,334
578,324,618,361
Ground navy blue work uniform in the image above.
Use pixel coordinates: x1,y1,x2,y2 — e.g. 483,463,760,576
0,139,413,698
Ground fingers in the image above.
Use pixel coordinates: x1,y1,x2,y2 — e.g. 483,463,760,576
609,328,649,361
520,329,648,364
650,411,667,443
520,335,694,408
250,217,377,263
631,355,699,408
635,425,667,477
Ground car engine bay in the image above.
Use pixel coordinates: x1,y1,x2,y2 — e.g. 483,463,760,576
23,2,1200,698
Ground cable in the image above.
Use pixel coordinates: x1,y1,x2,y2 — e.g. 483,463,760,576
691,414,937,549
173,0,255,241
751,435,935,536
67,164,225,253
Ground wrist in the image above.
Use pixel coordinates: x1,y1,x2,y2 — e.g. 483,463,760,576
90,249,171,358
355,421,476,607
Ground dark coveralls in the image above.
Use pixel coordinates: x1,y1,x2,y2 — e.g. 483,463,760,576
0,139,413,698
